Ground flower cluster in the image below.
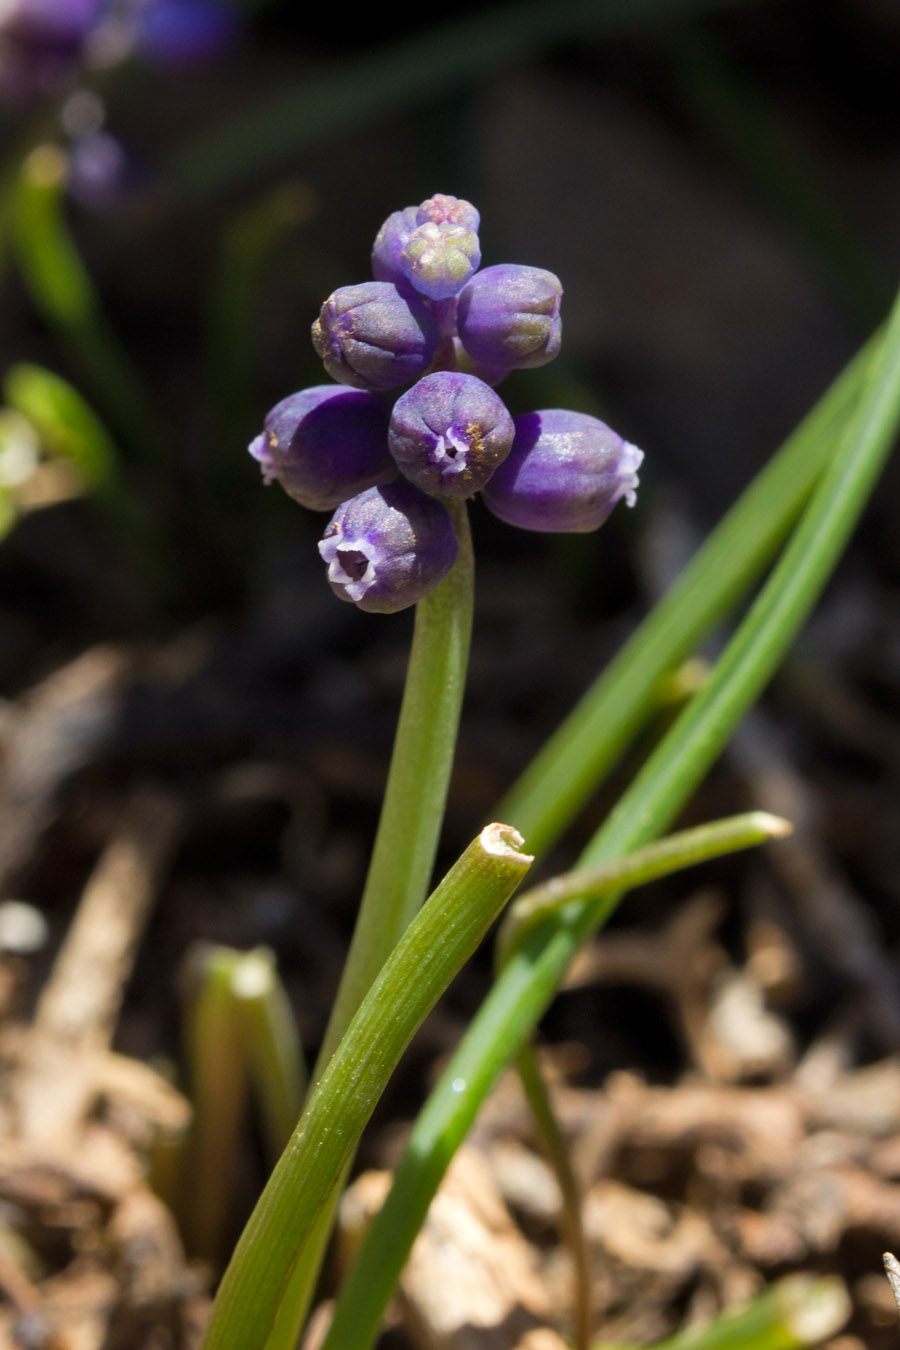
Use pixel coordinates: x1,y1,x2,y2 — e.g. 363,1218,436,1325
250,195,643,614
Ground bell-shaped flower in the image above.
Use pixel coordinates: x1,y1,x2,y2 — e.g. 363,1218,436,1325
482,409,643,533
388,372,513,500
312,282,439,391
318,483,458,613
456,264,562,370
249,385,394,511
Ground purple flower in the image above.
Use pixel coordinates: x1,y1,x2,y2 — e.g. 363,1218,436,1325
372,197,481,297
249,386,395,511
3,0,100,47
0,0,101,99
482,409,643,533
400,221,480,302
416,194,479,232
456,264,562,370
388,372,514,500
318,484,458,613
371,205,420,289
311,282,439,392
130,0,238,66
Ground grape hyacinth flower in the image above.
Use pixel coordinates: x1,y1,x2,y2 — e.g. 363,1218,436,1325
416,194,480,231
371,195,480,301
371,205,420,290
312,282,439,391
483,409,643,533
251,191,643,616
456,264,562,370
388,372,514,500
318,484,458,614
400,221,481,302
249,386,394,512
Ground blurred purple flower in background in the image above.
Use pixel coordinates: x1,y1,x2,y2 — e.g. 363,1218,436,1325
0,0,101,99
129,0,238,67
66,128,148,209
0,0,238,100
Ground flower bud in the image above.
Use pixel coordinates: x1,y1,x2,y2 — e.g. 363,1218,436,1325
482,409,643,533
371,205,420,288
312,282,439,391
416,194,480,232
401,221,481,302
249,385,394,511
318,483,458,613
456,264,562,370
388,372,513,500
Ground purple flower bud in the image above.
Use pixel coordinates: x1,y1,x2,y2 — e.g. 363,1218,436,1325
482,409,643,534
318,484,458,614
311,282,439,392
371,205,419,288
400,221,481,302
416,194,480,232
249,385,395,511
388,372,514,500
456,264,562,370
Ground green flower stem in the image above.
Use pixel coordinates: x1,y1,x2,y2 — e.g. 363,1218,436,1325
314,499,474,1077
231,947,306,1165
322,289,900,1350
201,824,534,1350
259,503,473,1350
496,811,790,970
604,1273,851,1350
498,333,875,858
515,1040,593,1350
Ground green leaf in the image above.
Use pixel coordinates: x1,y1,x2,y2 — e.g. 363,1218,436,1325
322,284,900,1350
4,362,118,493
201,824,534,1350
498,332,875,858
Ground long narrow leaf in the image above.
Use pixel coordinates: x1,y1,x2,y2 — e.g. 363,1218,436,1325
202,824,533,1350
323,289,900,1350
499,333,874,857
